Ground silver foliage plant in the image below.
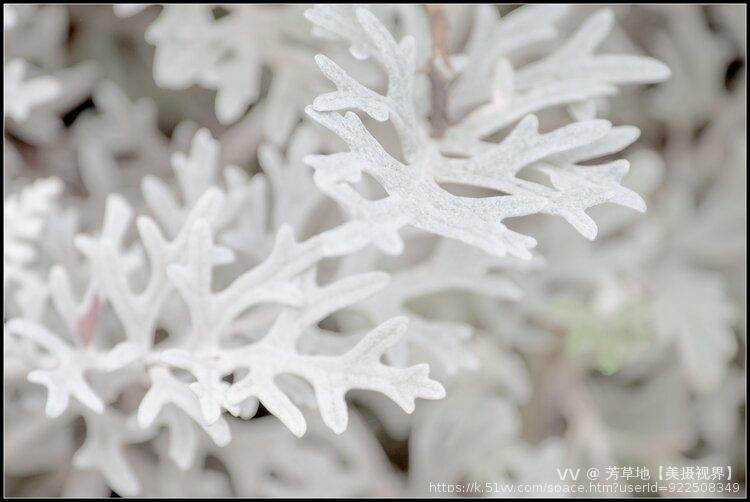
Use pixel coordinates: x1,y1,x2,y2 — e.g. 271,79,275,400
4,4,746,498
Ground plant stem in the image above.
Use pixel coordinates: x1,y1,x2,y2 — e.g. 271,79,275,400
426,5,451,138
